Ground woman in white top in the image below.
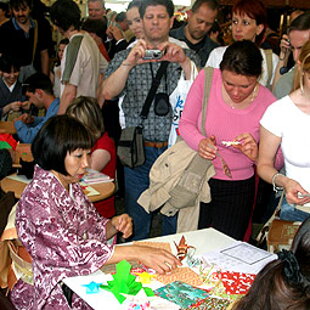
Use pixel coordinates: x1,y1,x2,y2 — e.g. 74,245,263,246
258,40,310,222
206,0,278,88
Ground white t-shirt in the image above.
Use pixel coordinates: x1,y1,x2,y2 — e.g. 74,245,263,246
260,95,310,192
206,46,279,87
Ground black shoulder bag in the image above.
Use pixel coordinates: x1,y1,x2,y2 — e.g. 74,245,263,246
117,61,169,168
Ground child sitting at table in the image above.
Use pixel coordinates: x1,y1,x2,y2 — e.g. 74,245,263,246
232,216,310,310
0,54,27,120
66,96,116,218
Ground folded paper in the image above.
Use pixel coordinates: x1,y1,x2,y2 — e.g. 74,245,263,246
100,260,154,303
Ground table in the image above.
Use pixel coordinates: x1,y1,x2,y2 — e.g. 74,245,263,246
63,228,236,310
12,143,33,168
0,174,115,203
0,121,16,134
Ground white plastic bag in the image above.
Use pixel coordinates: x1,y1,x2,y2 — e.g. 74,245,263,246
168,61,198,147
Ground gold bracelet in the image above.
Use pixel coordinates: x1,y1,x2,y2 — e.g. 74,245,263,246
271,172,284,193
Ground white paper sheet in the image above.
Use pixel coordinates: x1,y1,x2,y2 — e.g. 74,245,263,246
202,241,277,274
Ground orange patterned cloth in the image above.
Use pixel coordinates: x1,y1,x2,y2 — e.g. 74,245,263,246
155,267,203,287
133,241,172,253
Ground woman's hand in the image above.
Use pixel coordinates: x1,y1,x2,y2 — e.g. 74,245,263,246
108,25,124,41
132,245,182,275
110,214,133,239
279,34,291,60
284,178,310,205
233,133,258,162
107,244,182,274
198,136,217,160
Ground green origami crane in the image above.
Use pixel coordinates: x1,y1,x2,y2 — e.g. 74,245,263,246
100,260,154,303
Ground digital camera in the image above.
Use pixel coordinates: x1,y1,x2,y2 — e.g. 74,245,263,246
143,49,164,60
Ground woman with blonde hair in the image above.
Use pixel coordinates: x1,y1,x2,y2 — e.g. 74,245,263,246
258,40,310,222
67,96,116,218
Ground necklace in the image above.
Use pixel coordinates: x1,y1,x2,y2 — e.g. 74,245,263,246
223,83,258,110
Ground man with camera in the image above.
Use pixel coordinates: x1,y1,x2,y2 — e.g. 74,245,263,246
102,0,199,241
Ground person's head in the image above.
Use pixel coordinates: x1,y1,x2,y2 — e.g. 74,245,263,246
115,11,129,31
294,40,310,93
139,0,174,44
10,0,32,25
56,38,69,65
0,2,9,19
82,18,107,44
66,96,104,141
288,13,310,63
126,0,143,39
186,0,218,42
220,40,262,103
233,217,310,310
50,0,81,35
231,0,266,45
22,73,53,107
32,115,94,181
87,0,105,20
0,54,21,87
290,10,305,24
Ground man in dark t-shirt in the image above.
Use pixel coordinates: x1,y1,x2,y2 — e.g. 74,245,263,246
170,0,219,67
0,0,50,81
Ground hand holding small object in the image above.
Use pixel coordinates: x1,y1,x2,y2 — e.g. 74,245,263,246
232,133,258,162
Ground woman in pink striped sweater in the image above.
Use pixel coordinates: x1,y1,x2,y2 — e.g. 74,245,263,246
179,40,277,240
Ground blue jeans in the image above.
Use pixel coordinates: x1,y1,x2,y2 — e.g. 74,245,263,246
280,197,310,222
124,146,177,240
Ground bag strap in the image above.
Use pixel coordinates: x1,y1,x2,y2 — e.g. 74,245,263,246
140,61,169,121
32,19,38,64
263,49,273,89
256,190,285,244
62,35,83,84
201,67,214,136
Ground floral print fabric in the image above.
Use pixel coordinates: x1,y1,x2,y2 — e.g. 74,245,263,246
10,165,114,309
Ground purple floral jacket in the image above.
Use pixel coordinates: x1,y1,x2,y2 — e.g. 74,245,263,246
10,165,114,309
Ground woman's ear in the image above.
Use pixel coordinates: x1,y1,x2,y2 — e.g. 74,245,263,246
256,24,264,36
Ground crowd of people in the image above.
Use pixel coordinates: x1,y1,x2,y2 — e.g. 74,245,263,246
0,0,309,308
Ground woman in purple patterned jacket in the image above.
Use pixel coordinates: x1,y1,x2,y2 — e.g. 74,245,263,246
10,115,180,309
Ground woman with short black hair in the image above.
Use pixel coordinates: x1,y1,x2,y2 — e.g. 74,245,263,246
10,115,180,309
